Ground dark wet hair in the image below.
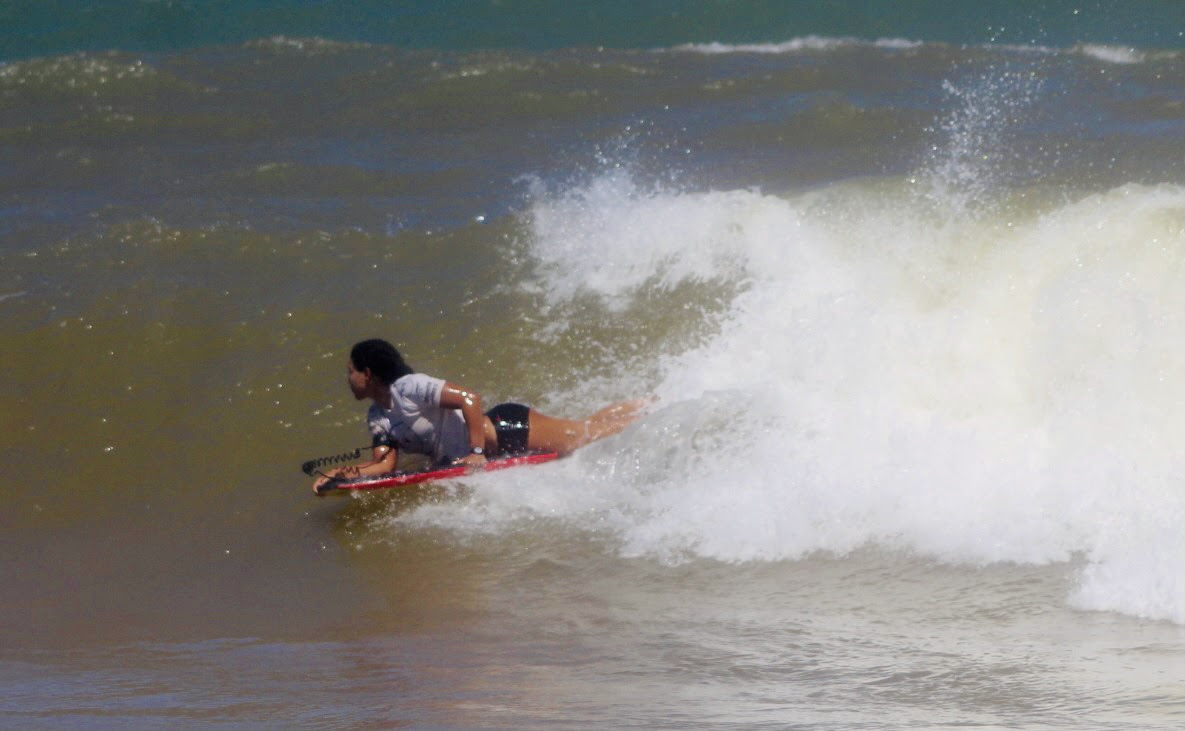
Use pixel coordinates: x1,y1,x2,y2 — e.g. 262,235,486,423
350,338,414,385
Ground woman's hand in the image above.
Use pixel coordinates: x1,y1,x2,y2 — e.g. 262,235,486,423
311,471,336,495
456,452,487,472
311,465,360,495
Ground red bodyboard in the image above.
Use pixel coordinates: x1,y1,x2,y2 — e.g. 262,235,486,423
316,451,559,495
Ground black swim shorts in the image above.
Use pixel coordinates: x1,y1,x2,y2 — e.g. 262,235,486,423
485,402,531,455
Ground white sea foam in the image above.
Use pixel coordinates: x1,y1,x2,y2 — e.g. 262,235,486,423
1076,44,1146,64
673,38,1178,65
671,36,921,55
399,173,1185,625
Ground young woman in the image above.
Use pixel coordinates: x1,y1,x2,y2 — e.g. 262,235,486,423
311,338,646,494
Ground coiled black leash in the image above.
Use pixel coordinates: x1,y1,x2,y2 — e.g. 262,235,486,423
300,447,368,476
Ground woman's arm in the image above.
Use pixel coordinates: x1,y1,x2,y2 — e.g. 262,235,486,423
311,445,398,494
440,382,488,467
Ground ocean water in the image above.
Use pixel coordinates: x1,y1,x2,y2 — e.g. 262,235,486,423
2,1,1184,728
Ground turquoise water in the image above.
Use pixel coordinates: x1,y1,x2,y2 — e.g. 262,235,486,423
2,2,1185,728
2,0,1182,60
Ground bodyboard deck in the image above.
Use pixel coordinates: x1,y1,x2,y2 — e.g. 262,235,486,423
315,451,559,495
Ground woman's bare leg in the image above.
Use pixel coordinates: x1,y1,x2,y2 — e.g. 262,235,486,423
587,397,650,424
527,398,649,455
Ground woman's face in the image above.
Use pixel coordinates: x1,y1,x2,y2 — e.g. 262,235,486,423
346,358,370,400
